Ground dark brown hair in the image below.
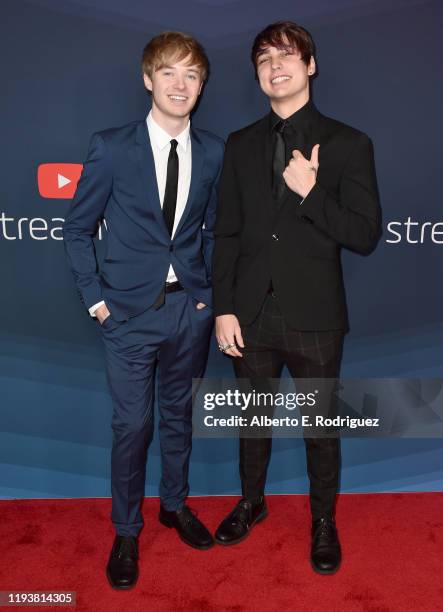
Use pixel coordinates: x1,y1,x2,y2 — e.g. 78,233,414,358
251,21,315,77
142,31,209,81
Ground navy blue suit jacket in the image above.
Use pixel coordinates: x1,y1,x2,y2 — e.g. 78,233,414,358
63,119,224,321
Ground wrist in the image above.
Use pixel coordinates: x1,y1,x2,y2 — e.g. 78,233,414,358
96,304,110,323
301,180,316,199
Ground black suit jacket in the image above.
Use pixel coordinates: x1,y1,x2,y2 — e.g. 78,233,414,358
212,101,381,331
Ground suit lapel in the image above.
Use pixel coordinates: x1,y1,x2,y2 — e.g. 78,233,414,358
251,117,274,227
297,110,333,198
134,121,170,240
173,127,205,237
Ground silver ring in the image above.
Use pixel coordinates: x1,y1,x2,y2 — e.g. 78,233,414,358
224,343,236,351
219,343,235,352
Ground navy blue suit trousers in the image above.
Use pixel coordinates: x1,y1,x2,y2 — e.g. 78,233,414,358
101,291,213,536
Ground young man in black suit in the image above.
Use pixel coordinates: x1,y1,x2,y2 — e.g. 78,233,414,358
212,21,381,574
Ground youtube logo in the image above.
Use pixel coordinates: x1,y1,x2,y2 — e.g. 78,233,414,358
37,163,83,199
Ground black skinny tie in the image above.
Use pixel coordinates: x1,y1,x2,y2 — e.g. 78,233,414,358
272,120,287,201
153,139,178,310
163,139,179,236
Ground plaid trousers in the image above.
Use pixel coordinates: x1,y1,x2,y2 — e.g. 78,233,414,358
233,291,344,520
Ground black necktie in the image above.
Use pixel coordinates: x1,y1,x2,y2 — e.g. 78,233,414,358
153,139,178,310
272,120,287,201
163,139,179,236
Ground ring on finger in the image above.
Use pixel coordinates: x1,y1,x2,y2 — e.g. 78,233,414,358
219,342,235,353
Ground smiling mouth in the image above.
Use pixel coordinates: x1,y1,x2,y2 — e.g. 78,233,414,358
168,95,188,101
270,75,291,84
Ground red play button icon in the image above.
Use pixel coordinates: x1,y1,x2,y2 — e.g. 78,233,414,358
37,163,83,199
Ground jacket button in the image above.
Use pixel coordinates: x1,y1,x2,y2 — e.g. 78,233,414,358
272,233,279,241
169,245,174,252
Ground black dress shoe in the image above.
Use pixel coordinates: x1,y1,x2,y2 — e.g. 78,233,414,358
159,505,214,550
214,497,268,546
106,535,139,589
310,517,341,575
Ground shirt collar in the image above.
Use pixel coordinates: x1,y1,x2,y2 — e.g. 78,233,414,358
146,110,190,152
269,99,316,134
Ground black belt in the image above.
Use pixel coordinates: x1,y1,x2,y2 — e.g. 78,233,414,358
152,281,183,310
165,281,184,294
153,281,184,309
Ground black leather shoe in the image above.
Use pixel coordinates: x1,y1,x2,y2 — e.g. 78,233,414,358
159,505,214,550
106,535,139,589
310,517,341,575
214,497,268,546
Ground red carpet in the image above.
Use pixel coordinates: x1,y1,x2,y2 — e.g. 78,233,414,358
0,493,442,611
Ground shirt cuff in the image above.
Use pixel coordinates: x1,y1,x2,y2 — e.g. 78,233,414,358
89,300,105,317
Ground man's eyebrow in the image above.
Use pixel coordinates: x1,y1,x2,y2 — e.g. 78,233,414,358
256,48,271,57
257,44,294,57
162,65,200,73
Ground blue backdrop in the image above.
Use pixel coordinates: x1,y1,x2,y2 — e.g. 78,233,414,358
1,0,443,499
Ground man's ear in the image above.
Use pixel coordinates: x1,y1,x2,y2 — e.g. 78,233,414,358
143,72,153,92
198,80,204,96
308,56,316,76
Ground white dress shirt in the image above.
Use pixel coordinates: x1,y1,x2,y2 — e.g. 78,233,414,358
89,111,192,316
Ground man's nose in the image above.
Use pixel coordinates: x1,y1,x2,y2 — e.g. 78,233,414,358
175,76,186,89
271,56,282,70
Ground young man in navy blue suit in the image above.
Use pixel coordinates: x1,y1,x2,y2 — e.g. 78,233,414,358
63,32,224,589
